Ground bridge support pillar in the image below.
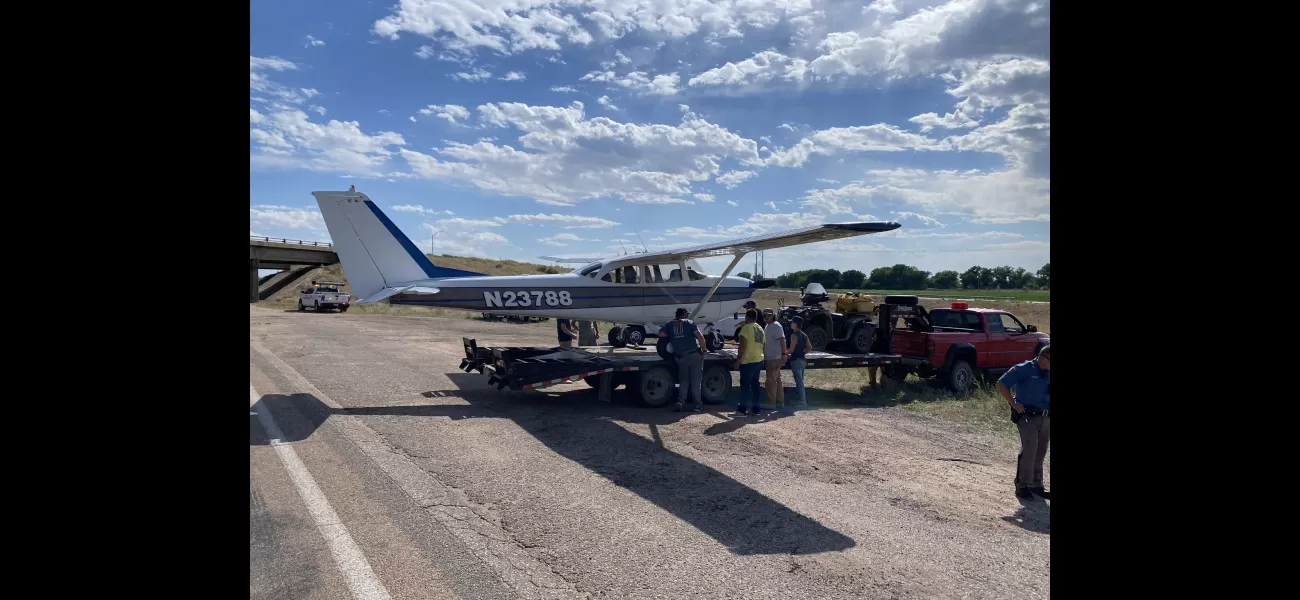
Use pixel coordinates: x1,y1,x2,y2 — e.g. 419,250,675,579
250,258,260,303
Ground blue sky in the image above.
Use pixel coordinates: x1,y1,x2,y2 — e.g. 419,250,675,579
250,0,1050,279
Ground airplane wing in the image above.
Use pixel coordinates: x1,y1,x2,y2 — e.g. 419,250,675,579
605,221,901,265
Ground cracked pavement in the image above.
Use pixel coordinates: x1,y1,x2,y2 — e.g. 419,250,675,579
250,306,1050,599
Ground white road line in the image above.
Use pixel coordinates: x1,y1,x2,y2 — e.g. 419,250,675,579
250,384,392,600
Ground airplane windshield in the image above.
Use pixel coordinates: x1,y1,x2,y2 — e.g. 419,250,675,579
578,263,602,277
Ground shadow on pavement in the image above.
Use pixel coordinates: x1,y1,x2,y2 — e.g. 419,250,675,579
1002,499,1050,534
250,375,857,556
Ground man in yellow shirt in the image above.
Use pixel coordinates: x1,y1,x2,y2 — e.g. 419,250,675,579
733,308,767,415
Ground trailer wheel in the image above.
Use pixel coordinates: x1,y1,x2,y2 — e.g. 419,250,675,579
803,324,829,352
635,366,676,408
947,360,975,395
608,326,626,348
848,323,875,354
884,295,919,306
701,365,731,405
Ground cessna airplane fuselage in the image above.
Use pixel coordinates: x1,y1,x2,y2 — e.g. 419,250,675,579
311,189,900,340
385,259,757,324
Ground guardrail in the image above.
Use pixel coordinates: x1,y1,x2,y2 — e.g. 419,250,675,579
250,236,333,248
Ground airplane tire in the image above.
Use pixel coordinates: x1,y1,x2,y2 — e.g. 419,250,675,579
625,326,646,346
704,330,723,353
608,326,626,348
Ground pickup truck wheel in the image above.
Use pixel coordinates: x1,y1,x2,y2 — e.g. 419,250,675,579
884,295,919,306
635,366,676,407
947,360,975,394
803,325,828,352
701,365,731,405
340,305,348,312
608,326,626,348
849,324,875,354
297,301,305,312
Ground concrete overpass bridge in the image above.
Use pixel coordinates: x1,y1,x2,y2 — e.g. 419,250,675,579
250,236,338,302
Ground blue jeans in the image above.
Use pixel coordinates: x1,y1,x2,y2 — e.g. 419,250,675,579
789,358,807,407
738,362,764,411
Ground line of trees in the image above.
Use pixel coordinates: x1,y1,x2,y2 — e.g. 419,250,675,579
763,263,1050,290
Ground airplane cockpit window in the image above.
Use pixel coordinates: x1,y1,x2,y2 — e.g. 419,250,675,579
686,267,707,281
646,263,686,283
579,263,601,278
600,265,641,284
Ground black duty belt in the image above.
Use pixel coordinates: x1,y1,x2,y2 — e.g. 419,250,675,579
1024,407,1050,418
677,349,700,357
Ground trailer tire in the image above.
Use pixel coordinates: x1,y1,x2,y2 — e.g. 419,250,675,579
884,295,919,306
608,326,626,348
701,365,731,405
635,366,676,408
848,323,875,354
947,359,975,395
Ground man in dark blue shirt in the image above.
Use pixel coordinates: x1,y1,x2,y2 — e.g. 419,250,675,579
556,318,576,348
998,345,1051,500
658,308,707,412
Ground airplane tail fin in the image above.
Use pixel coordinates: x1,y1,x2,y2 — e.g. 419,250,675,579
311,190,485,302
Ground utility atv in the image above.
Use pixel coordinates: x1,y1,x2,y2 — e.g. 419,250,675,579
770,283,875,352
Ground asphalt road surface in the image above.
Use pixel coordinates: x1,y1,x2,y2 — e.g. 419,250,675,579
250,306,1050,599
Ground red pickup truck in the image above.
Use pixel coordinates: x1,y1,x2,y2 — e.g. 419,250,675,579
882,301,1050,393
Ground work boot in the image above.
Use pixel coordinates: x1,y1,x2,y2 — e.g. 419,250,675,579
692,404,703,412
673,402,684,412
1015,488,1034,500
1031,486,1051,500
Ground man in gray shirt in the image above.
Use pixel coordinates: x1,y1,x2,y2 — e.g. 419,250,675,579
762,309,788,411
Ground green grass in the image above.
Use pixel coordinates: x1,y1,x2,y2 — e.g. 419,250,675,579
827,288,1051,303
802,367,1022,441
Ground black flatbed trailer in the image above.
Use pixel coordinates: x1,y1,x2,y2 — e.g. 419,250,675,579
459,337,904,408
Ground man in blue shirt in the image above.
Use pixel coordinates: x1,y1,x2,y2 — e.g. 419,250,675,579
658,308,708,412
997,345,1051,500
556,318,576,348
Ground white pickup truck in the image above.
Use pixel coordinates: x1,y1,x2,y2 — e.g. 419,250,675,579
298,281,351,312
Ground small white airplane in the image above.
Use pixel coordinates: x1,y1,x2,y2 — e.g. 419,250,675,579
311,188,901,349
